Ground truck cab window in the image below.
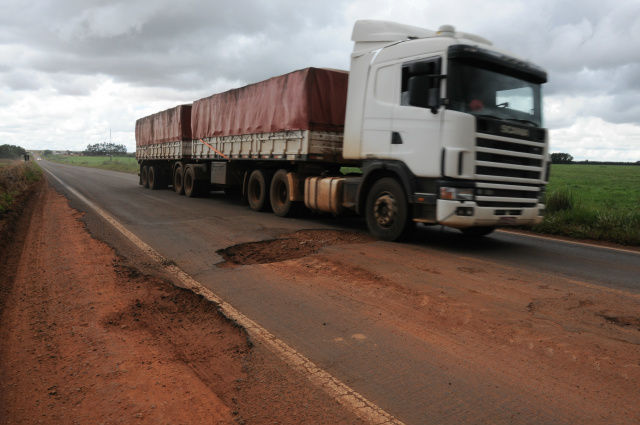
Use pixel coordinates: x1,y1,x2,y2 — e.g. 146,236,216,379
496,87,534,114
447,57,543,127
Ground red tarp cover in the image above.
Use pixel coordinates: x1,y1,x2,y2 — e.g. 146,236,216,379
135,104,192,146
191,68,348,139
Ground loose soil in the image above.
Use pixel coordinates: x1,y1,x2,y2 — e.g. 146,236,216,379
216,230,374,267
2,179,640,424
0,182,365,425
218,228,640,423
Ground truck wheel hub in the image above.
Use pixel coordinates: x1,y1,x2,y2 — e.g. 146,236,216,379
373,194,397,227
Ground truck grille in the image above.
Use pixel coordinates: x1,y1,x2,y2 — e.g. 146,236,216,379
474,119,546,185
473,118,547,208
475,183,540,208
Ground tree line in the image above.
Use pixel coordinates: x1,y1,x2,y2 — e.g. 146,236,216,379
551,152,574,164
84,142,128,156
0,144,28,159
551,152,639,165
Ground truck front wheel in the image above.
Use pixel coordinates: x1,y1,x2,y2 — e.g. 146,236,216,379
365,178,412,241
247,169,272,211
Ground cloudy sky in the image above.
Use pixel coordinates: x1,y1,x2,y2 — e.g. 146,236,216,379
1,0,639,161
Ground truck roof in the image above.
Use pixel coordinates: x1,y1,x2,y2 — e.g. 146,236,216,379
351,20,492,56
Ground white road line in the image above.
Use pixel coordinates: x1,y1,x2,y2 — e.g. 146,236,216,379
499,229,640,256
44,168,406,425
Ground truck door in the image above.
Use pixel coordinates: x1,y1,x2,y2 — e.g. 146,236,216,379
391,57,443,178
360,64,398,159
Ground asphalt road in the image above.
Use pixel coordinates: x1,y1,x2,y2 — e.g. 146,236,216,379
39,160,640,425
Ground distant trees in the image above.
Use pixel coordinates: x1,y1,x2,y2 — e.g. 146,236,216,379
0,144,28,159
84,142,127,156
551,152,574,164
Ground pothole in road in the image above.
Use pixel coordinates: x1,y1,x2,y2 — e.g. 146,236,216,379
216,229,374,267
599,315,640,332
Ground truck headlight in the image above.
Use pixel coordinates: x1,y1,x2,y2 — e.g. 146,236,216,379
440,187,474,201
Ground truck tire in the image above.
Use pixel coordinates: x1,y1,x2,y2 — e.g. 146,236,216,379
174,164,185,195
247,169,272,212
141,165,149,188
184,166,199,198
460,226,496,237
270,169,302,217
148,165,161,190
365,178,412,241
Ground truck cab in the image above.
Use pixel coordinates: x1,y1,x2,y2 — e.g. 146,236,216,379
343,20,549,239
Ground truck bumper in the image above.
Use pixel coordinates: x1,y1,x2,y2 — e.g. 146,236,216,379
436,200,544,229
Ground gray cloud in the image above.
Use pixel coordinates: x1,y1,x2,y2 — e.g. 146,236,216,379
3,0,351,92
1,0,639,160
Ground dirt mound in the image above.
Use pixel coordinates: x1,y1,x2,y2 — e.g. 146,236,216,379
0,183,366,425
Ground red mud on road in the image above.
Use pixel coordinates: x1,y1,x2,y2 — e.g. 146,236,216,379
0,182,365,425
260,242,640,423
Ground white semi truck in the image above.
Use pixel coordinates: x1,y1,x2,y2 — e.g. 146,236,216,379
136,20,549,241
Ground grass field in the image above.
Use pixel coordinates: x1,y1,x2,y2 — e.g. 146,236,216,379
534,164,640,245
546,164,640,213
44,155,139,174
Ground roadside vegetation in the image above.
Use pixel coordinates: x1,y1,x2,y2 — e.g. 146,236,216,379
0,144,29,160
44,154,139,174
0,161,43,214
532,164,640,246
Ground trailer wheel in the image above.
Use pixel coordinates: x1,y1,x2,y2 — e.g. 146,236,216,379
247,169,272,212
365,178,412,241
184,166,199,198
174,164,185,195
460,226,496,237
148,165,161,190
141,165,149,188
270,169,302,217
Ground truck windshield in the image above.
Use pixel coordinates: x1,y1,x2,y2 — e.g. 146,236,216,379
447,60,543,127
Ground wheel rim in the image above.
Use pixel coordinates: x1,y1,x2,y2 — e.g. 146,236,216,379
373,193,397,228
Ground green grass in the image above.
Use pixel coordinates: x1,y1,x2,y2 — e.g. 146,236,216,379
532,164,640,246
45,155,139,174
545,164,640,213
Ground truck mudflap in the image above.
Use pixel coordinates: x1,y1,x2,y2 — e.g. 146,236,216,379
435,200,544,229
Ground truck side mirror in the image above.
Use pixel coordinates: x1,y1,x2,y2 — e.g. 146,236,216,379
428,88,440,114
408,76,441,113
